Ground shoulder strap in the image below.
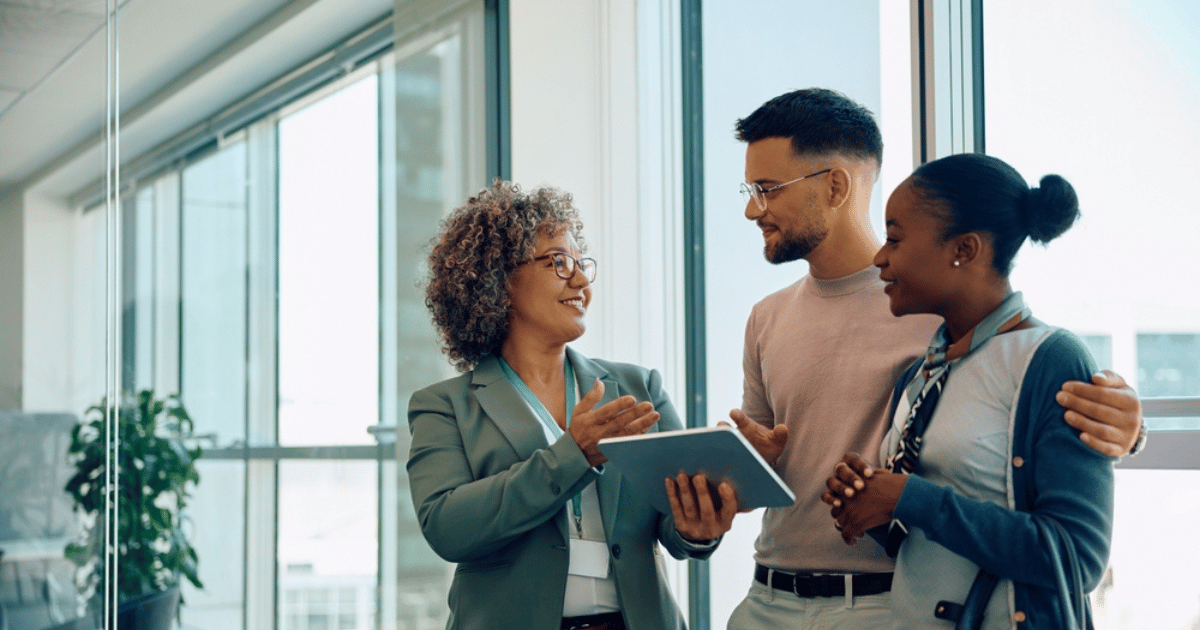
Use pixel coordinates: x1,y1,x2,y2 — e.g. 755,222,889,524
933,569,999,629
1035,515,1090,629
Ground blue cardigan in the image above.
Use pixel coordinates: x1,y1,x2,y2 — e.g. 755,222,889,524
877,329,1115,628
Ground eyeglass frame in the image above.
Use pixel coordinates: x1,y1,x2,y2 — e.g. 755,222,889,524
530,252,598,282
739,168,832,211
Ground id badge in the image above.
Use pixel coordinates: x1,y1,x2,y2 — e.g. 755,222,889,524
568,539,611,578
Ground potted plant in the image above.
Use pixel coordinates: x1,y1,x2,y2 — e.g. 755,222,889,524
63,389,204,629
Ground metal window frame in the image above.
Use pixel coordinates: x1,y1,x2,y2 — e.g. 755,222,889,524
914,0,985,163
1120,398,1200,469
680,1,708,628
485,0,511,181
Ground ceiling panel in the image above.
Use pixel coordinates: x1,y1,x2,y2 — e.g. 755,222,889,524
0,0,392,197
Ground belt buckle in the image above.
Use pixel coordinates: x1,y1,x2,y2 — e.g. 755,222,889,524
810,574,836,598
789,573,804,597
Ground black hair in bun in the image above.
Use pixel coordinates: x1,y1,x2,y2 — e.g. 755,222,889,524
911,153,1079,275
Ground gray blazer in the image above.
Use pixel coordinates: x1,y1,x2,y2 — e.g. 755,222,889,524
407,347,714,630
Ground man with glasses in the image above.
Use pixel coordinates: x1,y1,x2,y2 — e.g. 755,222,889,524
723,88,1144,629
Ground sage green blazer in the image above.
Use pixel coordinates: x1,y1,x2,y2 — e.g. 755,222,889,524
407,347,714,630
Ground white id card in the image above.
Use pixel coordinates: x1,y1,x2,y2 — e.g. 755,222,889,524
568,539,611,578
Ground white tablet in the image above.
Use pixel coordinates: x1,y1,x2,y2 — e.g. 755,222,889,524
598,424,796,514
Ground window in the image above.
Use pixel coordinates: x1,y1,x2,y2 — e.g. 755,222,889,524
698,2,914,626
180,142,254,630
181,144,250,447
69,6,490,629
1137,334,1200,400
984,1,1200,627
1081,334,1113,372
278,74,380,448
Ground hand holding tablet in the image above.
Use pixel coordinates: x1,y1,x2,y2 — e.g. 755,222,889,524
598,425,796,514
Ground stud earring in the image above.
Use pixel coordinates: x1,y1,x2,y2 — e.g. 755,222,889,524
952,260,961,268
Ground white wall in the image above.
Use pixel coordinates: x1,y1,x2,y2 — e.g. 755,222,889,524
509,0,686,391
23,192,97,415
0,188,95,415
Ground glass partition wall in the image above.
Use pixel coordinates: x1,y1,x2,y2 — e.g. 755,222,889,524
17,3,489,629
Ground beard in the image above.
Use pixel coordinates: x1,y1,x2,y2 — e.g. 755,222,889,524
765,224,828,264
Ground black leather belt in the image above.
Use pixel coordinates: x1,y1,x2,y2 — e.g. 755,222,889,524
754,563,893,598
561,611,626,630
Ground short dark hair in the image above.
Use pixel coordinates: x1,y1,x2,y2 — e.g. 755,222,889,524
911,153,1080,276
424,180,584,371
734,88,883,166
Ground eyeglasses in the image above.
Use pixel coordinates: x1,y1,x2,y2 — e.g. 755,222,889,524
530,252,598,282
739,168,832,210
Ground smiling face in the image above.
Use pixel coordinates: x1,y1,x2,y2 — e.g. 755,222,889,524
874,178,961,318
743,137,831,264
506,228,592,346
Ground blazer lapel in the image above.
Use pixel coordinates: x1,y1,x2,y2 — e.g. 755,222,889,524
567,348,624,534
471,355,549,461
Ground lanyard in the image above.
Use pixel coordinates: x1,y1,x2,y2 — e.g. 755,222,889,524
498,355,585,534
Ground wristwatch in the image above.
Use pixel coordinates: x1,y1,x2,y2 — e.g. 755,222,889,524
1128,421,1148,457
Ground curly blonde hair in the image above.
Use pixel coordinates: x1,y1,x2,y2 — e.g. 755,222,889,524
424,180,586,371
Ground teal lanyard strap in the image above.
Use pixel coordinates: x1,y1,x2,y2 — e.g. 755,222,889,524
498,356,584,534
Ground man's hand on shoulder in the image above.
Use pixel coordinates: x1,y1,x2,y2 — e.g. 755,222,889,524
1058,370,1144,458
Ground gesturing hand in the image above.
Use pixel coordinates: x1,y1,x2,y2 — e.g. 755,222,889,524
568,379,660,467
666,472,737,543
722,409,788,465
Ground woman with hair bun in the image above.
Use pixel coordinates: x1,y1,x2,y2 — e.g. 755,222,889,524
822,154,1114,629
407,180,736,630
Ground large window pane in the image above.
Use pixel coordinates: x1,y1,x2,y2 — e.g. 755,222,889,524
386,6,487,626
984,0,1200,397
700,2,910,626
984,2,1200,627
279,461,378,630
180,144,251,630
181,144,249,446
1101,469,1200,628
1137,334,1200,399
278,74,381,448
184,460,248,629
390,34,462,625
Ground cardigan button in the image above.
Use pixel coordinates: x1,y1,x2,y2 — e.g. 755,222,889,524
551,483,562,495
1014,610,1026,622
1012,456,1025,468
611,544,622,559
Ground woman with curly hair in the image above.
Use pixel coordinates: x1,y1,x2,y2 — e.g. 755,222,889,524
407,180,736,630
